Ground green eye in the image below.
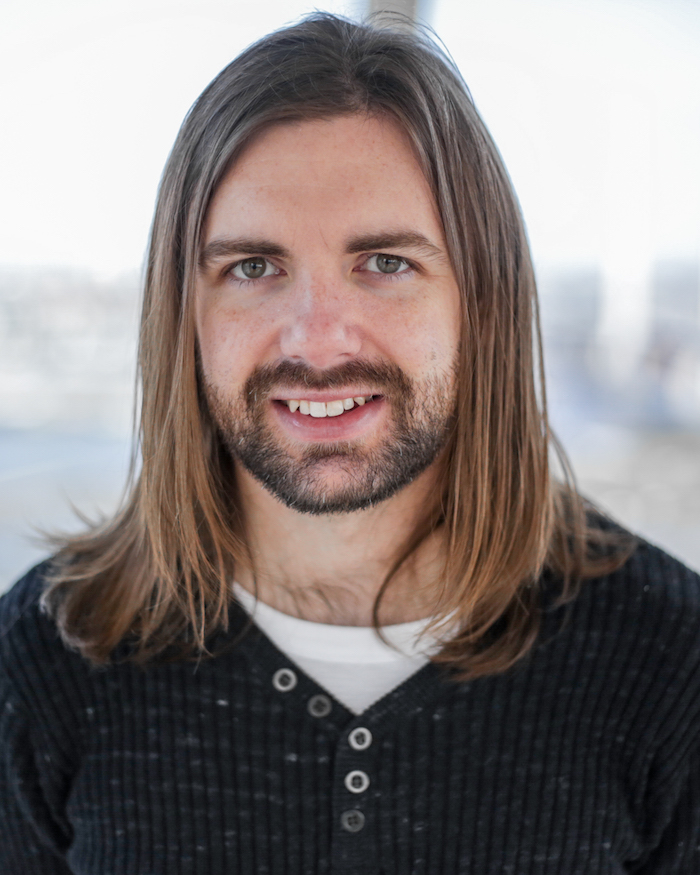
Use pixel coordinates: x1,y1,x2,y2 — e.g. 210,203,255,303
375,254,404,274
238,257,268,279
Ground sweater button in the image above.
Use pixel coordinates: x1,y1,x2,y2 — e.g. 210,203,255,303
272,668,297,692
344,770,370,793
340,809,365,833
348,727,372,750
307,694,332,717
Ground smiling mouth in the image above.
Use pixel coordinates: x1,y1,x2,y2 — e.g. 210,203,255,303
275,395,379,418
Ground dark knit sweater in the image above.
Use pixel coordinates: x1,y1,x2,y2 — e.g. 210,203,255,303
2,541,700,874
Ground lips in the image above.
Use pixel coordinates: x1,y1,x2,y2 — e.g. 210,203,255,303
282,395,374,417
272,394,386,441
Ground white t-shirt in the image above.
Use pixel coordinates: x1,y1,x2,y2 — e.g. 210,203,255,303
233,583,446,714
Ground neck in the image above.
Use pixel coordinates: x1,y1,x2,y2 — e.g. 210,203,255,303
234,464,446,626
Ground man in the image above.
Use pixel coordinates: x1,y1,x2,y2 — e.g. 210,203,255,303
1,13,699,874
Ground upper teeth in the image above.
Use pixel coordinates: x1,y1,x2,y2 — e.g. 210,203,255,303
286,396,372,417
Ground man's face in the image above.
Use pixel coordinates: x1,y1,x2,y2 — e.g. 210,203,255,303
195,113,461,514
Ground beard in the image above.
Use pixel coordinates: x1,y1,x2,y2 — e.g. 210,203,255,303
204,358,456,515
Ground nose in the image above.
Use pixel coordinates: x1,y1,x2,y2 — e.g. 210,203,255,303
278,277,364,369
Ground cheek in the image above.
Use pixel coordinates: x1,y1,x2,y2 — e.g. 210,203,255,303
380,293,460,373
195,297,271,386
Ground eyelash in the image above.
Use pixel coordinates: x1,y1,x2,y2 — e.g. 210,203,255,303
223,253,416,286
224,258,281,285
361,254,414,280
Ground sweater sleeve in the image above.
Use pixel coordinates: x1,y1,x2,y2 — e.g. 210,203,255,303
632,742,700,874
625,542,700,873
0,683,74,874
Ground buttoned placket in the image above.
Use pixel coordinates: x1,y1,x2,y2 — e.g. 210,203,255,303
267,661,380,874
329,717,378,873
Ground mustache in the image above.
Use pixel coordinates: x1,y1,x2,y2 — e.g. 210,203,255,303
242,359,412,402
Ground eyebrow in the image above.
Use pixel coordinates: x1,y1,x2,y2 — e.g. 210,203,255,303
345,231,445,260
199,238,291,271
198,229,446,272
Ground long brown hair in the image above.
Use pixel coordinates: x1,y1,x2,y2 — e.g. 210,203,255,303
43,13,632,675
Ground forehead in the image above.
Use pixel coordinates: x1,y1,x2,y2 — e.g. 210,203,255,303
204,114,443,241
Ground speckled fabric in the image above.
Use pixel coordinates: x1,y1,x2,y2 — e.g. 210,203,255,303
2,541,700,874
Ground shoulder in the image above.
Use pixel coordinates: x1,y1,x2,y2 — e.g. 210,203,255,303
617,534,699,593
0,559,62,662
0,564,81,860
542,526,700,640
579,536,700,638
545,537,700,755
0,560,89,723
1,560,56,648
562,532,700,659
609,538,700,690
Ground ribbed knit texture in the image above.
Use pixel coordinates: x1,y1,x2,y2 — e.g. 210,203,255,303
2,539,700,874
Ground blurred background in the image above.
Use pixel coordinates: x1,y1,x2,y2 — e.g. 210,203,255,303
1,0,699,591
